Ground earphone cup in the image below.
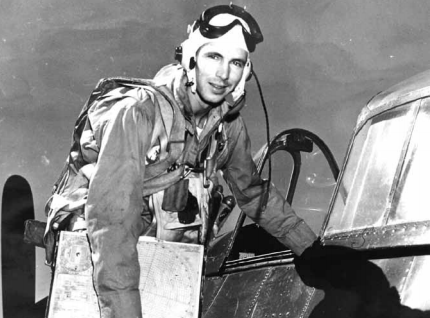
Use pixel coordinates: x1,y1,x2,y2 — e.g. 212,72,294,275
246,71,253,81
246,62,253,81
189,57,196,70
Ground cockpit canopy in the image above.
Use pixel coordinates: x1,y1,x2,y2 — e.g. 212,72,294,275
323,70,430,249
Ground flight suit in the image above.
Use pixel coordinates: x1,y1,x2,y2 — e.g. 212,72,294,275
47,64,317,318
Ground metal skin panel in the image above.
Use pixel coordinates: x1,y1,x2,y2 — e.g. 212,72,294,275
373,254,430,311
202,268,273,318
249,266,317,318
371,256,415,294
202,265,322,318
203,243,430,318
201,276,226,314
293,247,430,318
204,247,430,318
401,255,430,310
202,260,371,318
206,232,235,275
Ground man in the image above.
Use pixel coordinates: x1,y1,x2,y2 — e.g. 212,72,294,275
45,4,317,318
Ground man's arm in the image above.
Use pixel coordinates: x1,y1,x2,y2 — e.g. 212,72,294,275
221,117,316,255
85,91,156,318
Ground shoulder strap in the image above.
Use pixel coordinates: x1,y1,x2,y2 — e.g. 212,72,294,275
142,85,186,180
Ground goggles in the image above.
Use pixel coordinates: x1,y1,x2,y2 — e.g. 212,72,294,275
193,4,263,52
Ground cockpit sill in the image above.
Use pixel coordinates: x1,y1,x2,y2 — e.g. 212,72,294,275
205,221,430,278
323,221,430,250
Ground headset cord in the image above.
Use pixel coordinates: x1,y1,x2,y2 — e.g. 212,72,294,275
252,70,271,211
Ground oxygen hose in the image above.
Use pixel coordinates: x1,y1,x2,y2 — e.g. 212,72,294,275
252,70,271,210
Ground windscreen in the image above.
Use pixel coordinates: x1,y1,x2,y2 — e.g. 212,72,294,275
325,99,430,235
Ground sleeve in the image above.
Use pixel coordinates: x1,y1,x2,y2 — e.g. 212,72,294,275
84,93,155,318
221,117,317,255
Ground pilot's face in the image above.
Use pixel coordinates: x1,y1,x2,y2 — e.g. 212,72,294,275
194,42,248,106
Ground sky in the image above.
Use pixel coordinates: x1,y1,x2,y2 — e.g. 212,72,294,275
2,0,430,299
2,0,430,164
